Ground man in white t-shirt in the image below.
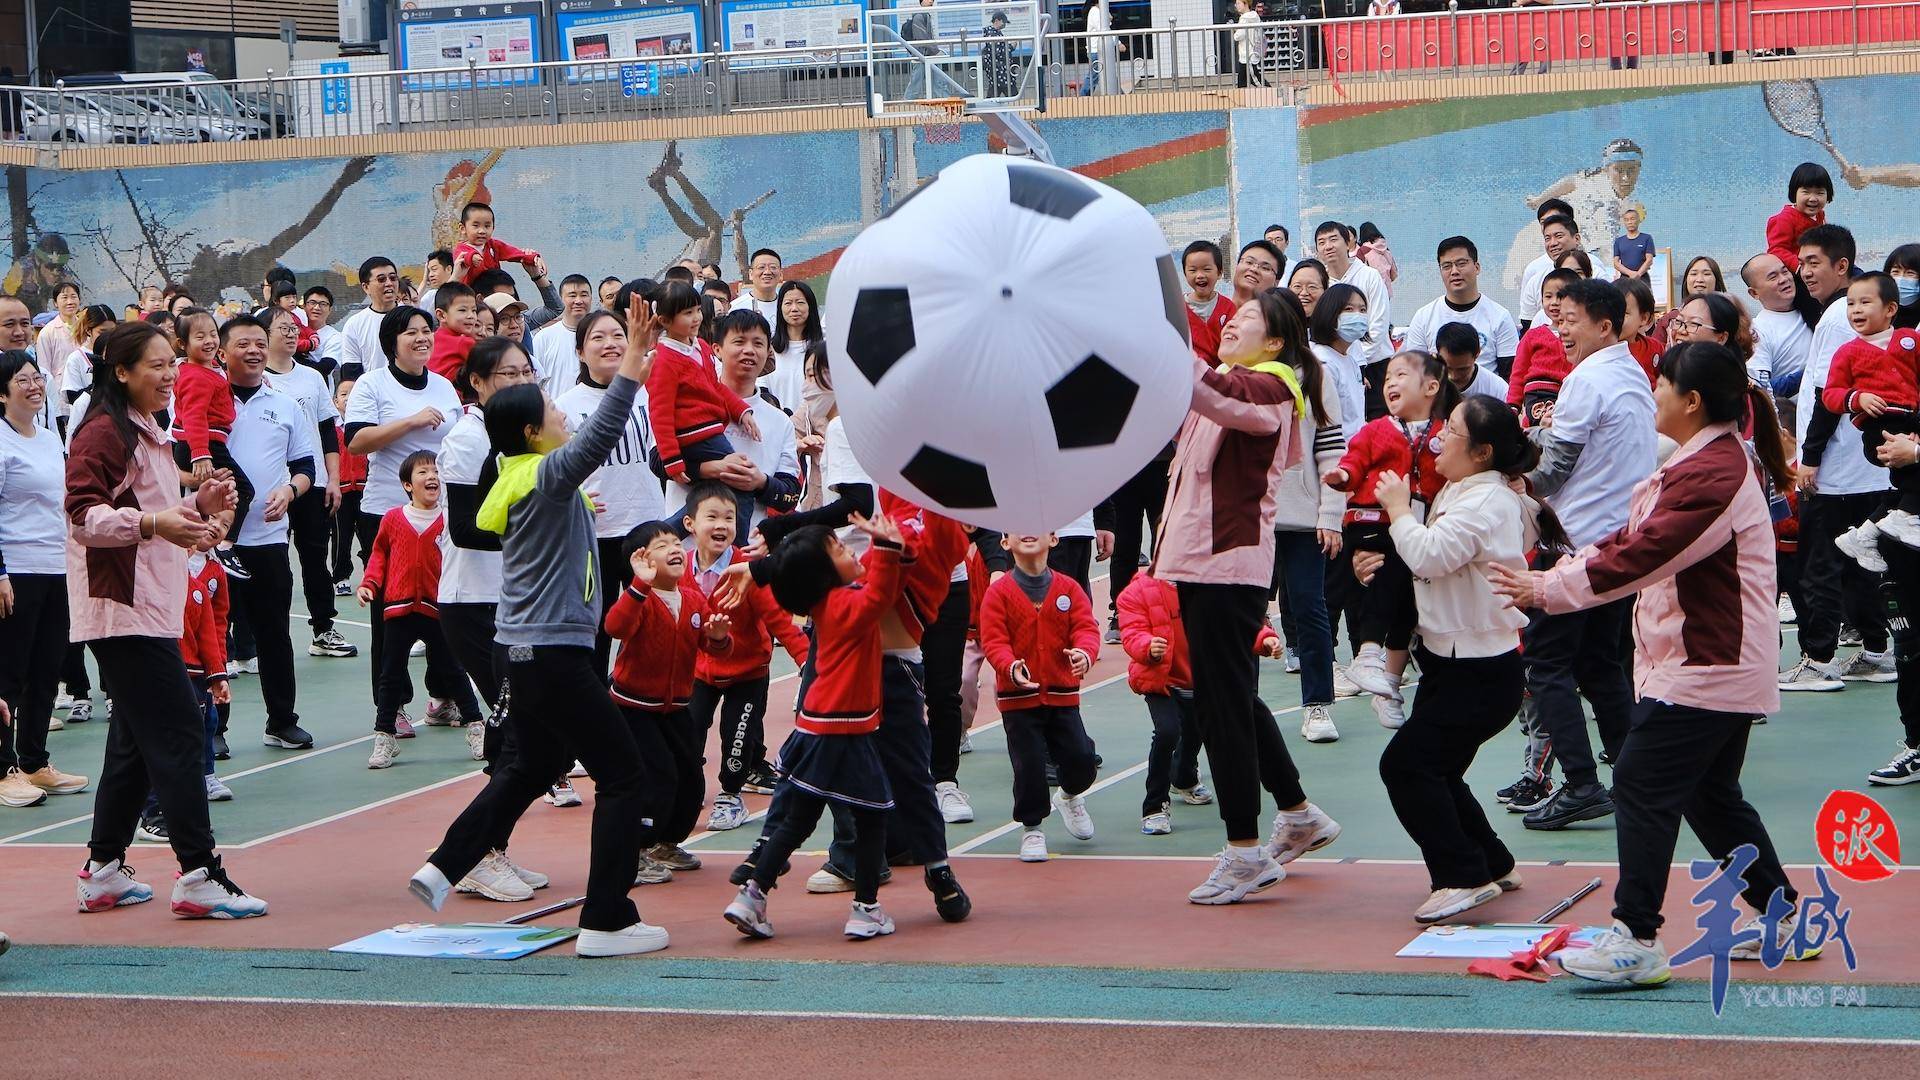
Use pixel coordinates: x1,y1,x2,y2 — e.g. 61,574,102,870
1512,197,1576,329
302,286,347,379
1315,221,1392,363
337,256,402,380
261,306,355,661
1741,251,1815,409
729,248,783,324
1434,321,1510,401
531,274,594,401
1788,223,1892,691
1403,236,1520,376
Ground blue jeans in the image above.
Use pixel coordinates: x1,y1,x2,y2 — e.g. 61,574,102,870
1273,530,1334,706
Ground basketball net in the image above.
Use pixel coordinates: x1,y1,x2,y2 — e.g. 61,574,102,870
919,97,966,145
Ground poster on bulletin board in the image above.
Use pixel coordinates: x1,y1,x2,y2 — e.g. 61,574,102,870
721,0,867,68
554,0,705,81
394,2,546,90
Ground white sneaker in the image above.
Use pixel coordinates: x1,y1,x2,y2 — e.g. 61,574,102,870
577,921,670,956
47,711,63,732
1300,704,1339,743
633,856,674,885
958,732,974,754
845,901,896,939
1331,668,1362,699
455,851,535,902
707,792,749,831
55,692,74,710
1727,912,1824,961
936,781,975,824
424,697,460,726
1779,657,1845,692
1019,829,1049,862
1413,882,1503,924
498,851,549,890
1055,791,1095,840
1836,523,1889,573
1837,649,1898,683
1172,784,1213,805
204,773,234,802
568,761,589,779
1868,741,1920,786
1777,594,1797,624
1880,508,1920,548
465,721,486,761
77,859,154,912
408,863,451,911
1345,644,1403,699
1284,646,1301,673
1373,693,1406,729
806,867,855,893
1141,811,1172,835
171,865,268,919
1187,846,1285,904
546,780,582,807
725,882,774,938
1267,803,1341,864
409,640,427,658
1552,921,1671,985
0,768,47,807
367,732,400,769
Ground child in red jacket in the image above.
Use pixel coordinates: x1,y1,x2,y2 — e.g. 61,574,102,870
330,382,368,589
1323,350,1458,722
680,484,811,833
1765,163,1832,272
182,551,234,798
172,308,255,579
1823,277,1920,564
648,282,758,493
1117,572,1283,834
980,532,1102,863
1507,269,1579,428
723,515,908,942
451,201,543,286
427,282,481,381
607,519,733,876
357,451,482,767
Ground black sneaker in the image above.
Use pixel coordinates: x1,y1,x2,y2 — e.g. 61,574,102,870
741,764,779,795
1502,776,1555,813
1522,782,1614,831
1103,616,1121,646
137,811,170,844
728,836,792,886
212,732,230,761
926,865,971,923
262,723,314,750
213,547,252,581
1495,776,1523,802
1839,624,1864,648
1868,742,1920,786
1597,748,1616,766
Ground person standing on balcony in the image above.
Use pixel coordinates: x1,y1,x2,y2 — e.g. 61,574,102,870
1233,0,1267,88
1082,0,1123,96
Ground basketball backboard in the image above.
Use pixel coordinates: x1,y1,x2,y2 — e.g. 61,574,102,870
865,0,1047,120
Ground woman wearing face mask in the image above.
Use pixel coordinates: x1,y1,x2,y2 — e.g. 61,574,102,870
1308,284,1369,440
1886,244,1920,330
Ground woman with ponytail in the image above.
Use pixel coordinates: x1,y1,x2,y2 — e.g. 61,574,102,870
1491,341,1804,988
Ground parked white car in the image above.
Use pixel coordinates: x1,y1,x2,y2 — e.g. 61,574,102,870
16,93,128,143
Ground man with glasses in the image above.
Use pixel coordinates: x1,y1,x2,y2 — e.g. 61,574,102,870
0,296,51,431
1228,240,1282,307
1402,236,1519,380
730,249,784,324
303,287,344,378
1315,221,1393,364
337,256,401,382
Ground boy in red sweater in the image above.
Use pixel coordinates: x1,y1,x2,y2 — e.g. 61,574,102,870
1117,572,1283,834
1507,268,1578,427
1822,275,1920,564
683,485,811,833
1765,163,1833,272
607,519,733,878
428,282,482,381
980,532,1103,863
648,281,759,492
1183,240,1237,364
358,451,482,768
451,201,544,286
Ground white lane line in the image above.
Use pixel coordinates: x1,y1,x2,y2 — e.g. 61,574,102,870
236,769,485,848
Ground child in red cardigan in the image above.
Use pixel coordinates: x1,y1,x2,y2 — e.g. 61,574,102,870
451,201,543,285
648,282,758,489
181,551,234,799
1823,277,1920,563
980,532,1103,863
1323,350,1459,723
427,283,481,381
173,309,255,578
1765,163,1832,272
606,519,733,875
357,451,482,767
330,382,368,590
724,515,908,942
1507,268,1578,428
1117,572,1282,834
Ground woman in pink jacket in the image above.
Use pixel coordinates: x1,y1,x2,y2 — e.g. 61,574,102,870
1491,341,1807,987
1156,289,1342,906
66,322,267,919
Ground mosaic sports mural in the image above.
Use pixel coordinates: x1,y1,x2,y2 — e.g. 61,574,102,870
1297,73,1920,322
0,111,1230,312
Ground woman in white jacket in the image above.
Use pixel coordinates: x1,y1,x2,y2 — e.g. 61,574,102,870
1232,0,1266,88
1371,393,1567,925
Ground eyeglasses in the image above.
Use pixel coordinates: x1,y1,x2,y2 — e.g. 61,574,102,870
493,366,534,380
9,371,46,387
1668,317,1708,334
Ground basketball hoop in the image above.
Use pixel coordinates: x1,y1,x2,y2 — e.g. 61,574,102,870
919,97,966,145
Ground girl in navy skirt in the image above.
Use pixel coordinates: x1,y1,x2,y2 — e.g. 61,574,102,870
724,513,908,941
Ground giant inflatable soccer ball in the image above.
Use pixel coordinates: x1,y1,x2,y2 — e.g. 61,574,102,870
824,154,1195,534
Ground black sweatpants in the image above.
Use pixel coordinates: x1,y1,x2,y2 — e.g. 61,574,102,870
86,637,219,873
439,601,513,768
593,536,627,682
1522,595,1634,789
757,790,886,904
693,676,772,796
176,440,256,541
1343,521,1416,650
1380,648,1522,889
824,657,947,870
330,489,364,582
62,641,92,698
0,574,67,775
1108,458,1168,613
1177,581,1306,840
356,512,464,710
1003,704,1097,828
1876,533,1920,746
922,580,970,786
232,543,298,733
375,612,479,733
1799,491,1890,662
1049,537,1094,599
1141,690,1203,816
428,645,655,932
618,704,705,847
287,486,338,636
1611,699,1796,940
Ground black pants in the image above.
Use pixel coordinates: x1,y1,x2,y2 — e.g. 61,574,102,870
356,513,464,709
0,574,67,774
376,612,480,732
922,580,970,786
758,791,886,904
593,536,628,683
692,676,772,796
1522,595,1634,789
287,486,338,635
1877,532,1920,746
619,704,705,847
1177,581,1306,840
232,543,298,732
1142,690,1203,816
1380,648,1522,888
1049,537,1094,599
1612,699,1795,939
330,489,364,582
1108,458,1168,613
1344,521,1415,649
1004,704,1097,827
429,645,655,932
1799,491,1891,661
440,601,516,770
87,637,219,872
824,657,947,869
62,641,92,698
1320,549,1363,655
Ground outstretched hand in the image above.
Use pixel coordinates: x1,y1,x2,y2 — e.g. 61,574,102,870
622,294,661,385
848,511,903,547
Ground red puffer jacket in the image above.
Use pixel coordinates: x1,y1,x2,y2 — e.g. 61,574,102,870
1116,573,1278,696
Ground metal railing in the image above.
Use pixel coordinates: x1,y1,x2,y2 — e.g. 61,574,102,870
9,0,1916,145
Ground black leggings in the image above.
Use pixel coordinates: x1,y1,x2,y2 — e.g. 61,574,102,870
755,791,886,904
375,612,480,732
87,637,219,872
1343,521,1415,650
1176,581,1306,840
0,574,68,775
